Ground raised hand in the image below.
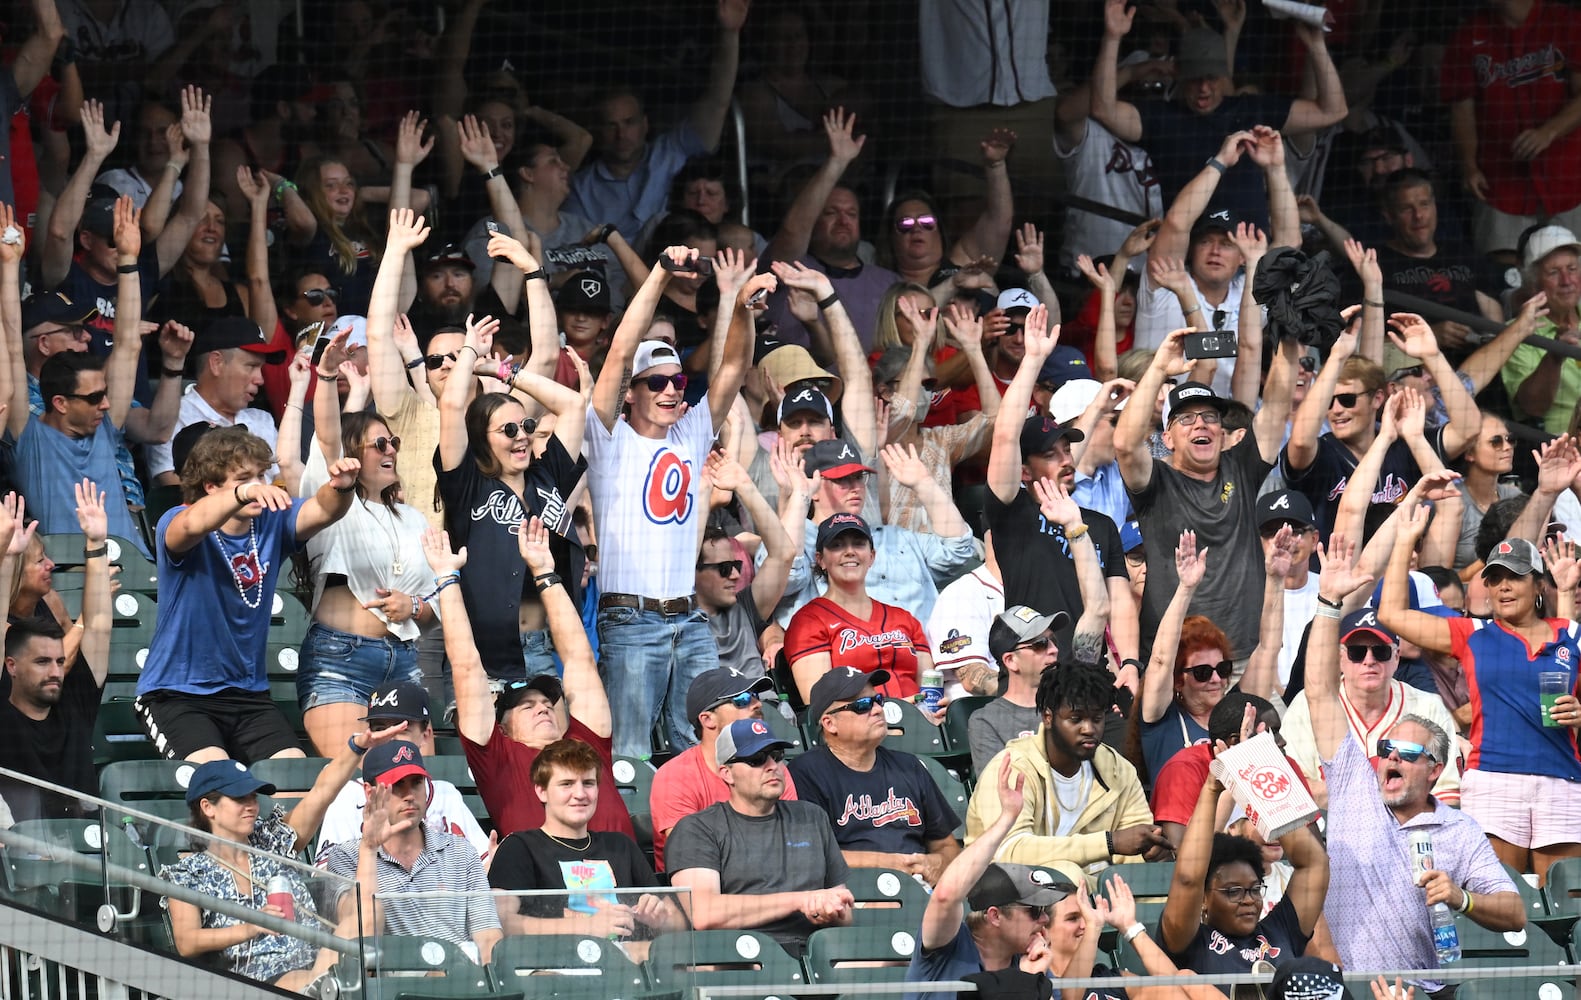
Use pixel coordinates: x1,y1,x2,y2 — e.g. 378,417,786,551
714,246,753,303
1013,223,1045,276
1176,529,1208,589
179,85,212,146
737,272,777,309
421,527,467,573
1152,328,1198,376
1119,218,1161,259
325,457,361,493
164,122,190,170
769,258,834,299
0,203,26,265
1317,533,1375,598
1076,254,1116,294
385,208,431,255
1213,0,1246,32
717,0,749,32
486,230,540,275
516,515,554,575
1535,434,1581,495
1386,312,1440,361
1102,874,1139,930
457,115,497,171
1332,304,1363,360
980,127,1017,166
81,100,120,159
1214,129,1256,170
1396,386,1427,439
111,196,143,260
880,442,931,489
1245,125,1284,168
703,448,751,494
464,312,500,363
1370,977,1415,1000
286,350,312,391
158,320,195,365
1545,534,1581,594
1021,304,1058,361
942,301,983,351
74,479,109,544
1229,222,1267,263
822,107,864,166
395,110,434,167
1516,291,1550,329
1148,254,1195,299
1264,523,1298,579
1104,0,1135,38
360,782,416,851
1032,476,1082,531
896,295,939,350
236,166,271,208
2,492,36,557
1344,239,1382,289
770,436,819,498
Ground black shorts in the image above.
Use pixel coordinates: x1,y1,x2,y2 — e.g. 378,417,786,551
134,688,301,762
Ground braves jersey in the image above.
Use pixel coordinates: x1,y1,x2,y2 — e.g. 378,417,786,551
583,398,714,599
1441,0,1581,216
785,597,930,698
1054,118,1163,273
1447,616,1581,780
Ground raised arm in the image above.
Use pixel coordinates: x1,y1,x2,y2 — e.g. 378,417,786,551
1014,224,1060,330
275,356,312,494
1286,306,1361,474
521,515,610,738
138,123,183,240
763,109,863,264
42,99,119,289
1160,777,1221,953
73,481,111,686
1114,329,1193,490
686,0,747,151
921,757,1025,951
105,197,144,429
1248,127,1301,250
884,443,966,539
772,260,874,455
388,110,433,219
1,204,28,440
1142,532,1206,724
1227,223,1269,406
1462,292,1548,395
1376,505,1456,654
1034,478,1110,663
591,253,676,429
1309,534,1376,759
954,129,1016,266
506,367,585,457
1076,255,1122,383
286,721,409,851
1332,390,1406,544
707,272,773,432
422,530,495,746
1154,130,1252,265
1389,312,1480,458
125,321,195,447
1282,23,1348,135
10,0,64,99
1091,0,1143,142
438,312,500,470
152,87,212,276
986,304,1056,503
487,231,560,381
706,450,795,614
1341,240,1386,362
232,167,279,337
365,209,430,414
293,458,363,541
1241,527,1299,700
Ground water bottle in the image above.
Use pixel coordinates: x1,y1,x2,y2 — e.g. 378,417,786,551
918,667,944,714
1408,831,1461,964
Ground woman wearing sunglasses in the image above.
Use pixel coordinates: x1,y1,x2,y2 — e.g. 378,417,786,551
292,326,439,756
879,130,1015,296
1452,415,1521,570
1138,529,1288,783
437,311,588,681
1381,508,1581,881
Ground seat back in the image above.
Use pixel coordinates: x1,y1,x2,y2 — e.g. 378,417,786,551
806,696,947,757
1454,978,1575,1000
489,934,648,999
250,757,334,805
100,760,201,820
645,930,805,994
844,867,930,928
356,935,494,1000
1457,917,1570,968
918,755,969,839
804,925,916,986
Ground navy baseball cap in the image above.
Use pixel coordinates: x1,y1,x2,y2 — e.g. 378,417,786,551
185,759,276,805
1256,490,1318,531
1340,608,1396,646
362,740,430,786
1037,346,1093,389
22,292,98,333
715,719,793,764
815,512,872,550
362,682,431,724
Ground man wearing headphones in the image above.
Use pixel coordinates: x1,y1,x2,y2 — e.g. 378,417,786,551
322,740,502,963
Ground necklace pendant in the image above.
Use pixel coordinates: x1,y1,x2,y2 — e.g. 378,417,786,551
392,559,404,576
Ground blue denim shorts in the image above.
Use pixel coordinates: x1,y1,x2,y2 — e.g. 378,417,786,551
297,622,421,711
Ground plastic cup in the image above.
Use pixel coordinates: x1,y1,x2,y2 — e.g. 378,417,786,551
1539,672,1572,729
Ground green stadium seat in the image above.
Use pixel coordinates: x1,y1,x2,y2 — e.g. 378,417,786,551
93,697,159,765
1455,978,1575,1000
1457,917,1570,975
803,924,916,991
612,756,658,862
760,701,808,757
100,759,201,824
1541,857,1581,946
844,867,930,928
646,930,806,998
918,754,969,839
250,757,334,804
107,536,159,592
489,933,649,999
349,934,497,1000
424,755,476,792
938,695,994,777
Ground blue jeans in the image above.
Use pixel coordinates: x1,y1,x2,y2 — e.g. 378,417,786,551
297,623,420,711
596,606,718,759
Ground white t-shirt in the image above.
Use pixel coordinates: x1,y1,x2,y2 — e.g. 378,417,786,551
1053,119,1163,273
1134,265,1247,398
1279,575,1320,689
925,567,1004,700
148,387,280,480
314,778,489,866
583,400,714,599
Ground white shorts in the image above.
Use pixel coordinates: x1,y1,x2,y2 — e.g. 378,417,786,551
1460,768,1581,849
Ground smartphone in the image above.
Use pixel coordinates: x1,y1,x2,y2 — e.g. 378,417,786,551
1184,330,1238,360
485,221,510,263
747,287,770,308
660,254,715,277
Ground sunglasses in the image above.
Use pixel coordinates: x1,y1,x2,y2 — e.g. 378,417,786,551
734,747,785,767
708,690,759,712
1010,903,1052,920
1389,365,1425,381
1016,635,1055,653
1345,643,1394,663
301,287,339,305
697,559,743,577
1298,356,1318,373
64,390,108,405
1212,884,1267,903
491,418,539,439
1330,392,1362,408
1183,661,1233,682
827,693,886,716
368,436,401,454
1259,521,1312,540
1484,435,1511,448
424,351,458,370
1376,738,1437,764
894,215,937,233
632,373,688,393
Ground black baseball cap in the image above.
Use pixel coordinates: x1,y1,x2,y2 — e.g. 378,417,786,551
495,673,565,721
191,316,287,363
419,243,475,272
1164,381,1229,422
686,668,775,724
556,271,612,314
22,292,98,333
1019,415,1084,457
807,664,891,722
805,440,873,479
1256,490,1318,531
80,184,120,241
778,384,835,424
170,421,219,476
362,682,431,724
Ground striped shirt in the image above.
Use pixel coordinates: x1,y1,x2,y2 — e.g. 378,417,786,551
323,827,499,947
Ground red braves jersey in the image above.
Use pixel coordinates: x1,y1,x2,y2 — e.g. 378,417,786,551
785,597,930,697
1441,0,1581,215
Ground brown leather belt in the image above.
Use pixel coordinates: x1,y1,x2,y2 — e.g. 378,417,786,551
599,592,697,615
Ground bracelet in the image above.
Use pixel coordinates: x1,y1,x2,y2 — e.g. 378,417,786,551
164,160,182,173
817,291,840,310
1106,831,1115,856
1206,158,1227,174
1316,594,1343,609
482,165,505,181
457,345,478,358
234,483,252,505
347,734,366,754
411,595,423,620
405,356,426,370
423,574,461,603
594,223,616,244
535,573,563,592
1182,305,1202,315
333,482,357,494
521,268,547,283
1065,523,1090,542
83,545,108,559
533,572,558,582
1458,889,1473,914
161,366,186,378
1314,604,1343,621
1121,658,1143,671
1365,299,1385,309
316,370,340,381
116,263,139,274
273,178,298,199
1124,923,1148,943
285,402,303,411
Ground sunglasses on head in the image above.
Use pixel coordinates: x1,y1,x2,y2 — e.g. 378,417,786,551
735,747,785,767
491,418,539,439
1376,738,1436,764
424,351,458,370
1183,661,1233,682
709,690,759,712
632,373,688,393
1389,365,1425,381
64,390,108,406
827,693,885,716
1330,392,1362,408
894,215,937,233
368,436,401,454
301,287,339,305
697,558,743,577
1345,642,1394,663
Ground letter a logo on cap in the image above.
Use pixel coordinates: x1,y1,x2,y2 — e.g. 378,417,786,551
581,277,601,297
837,443,854,460
1358,611,1377,627
1270,495,1290,511
793,388,813,402
392,745,414,763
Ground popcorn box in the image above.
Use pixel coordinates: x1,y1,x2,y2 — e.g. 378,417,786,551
1209,731,1320,841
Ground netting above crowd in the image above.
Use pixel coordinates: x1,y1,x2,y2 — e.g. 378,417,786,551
1,0,1580,995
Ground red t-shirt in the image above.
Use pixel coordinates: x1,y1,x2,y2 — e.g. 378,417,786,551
647,743,800,871
1441,0,1581,216
1150,743,1311,827
785,596,930,697
462,717,635,839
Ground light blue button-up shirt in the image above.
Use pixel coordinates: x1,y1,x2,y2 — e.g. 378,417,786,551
567,123,710,238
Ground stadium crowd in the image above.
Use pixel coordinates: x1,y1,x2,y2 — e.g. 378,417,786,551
0,0,1580,994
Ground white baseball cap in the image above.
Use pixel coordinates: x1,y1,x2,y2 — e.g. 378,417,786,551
1524,225,1581,271
1048,379,1127,423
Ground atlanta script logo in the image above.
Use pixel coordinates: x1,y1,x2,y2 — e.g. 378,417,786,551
837,788,922,828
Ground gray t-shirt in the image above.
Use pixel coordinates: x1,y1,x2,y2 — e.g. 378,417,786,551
968,699,1041,777
709,588,767,678
667,800,850,952
1457,482,1523,570
1130,431,1272,660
